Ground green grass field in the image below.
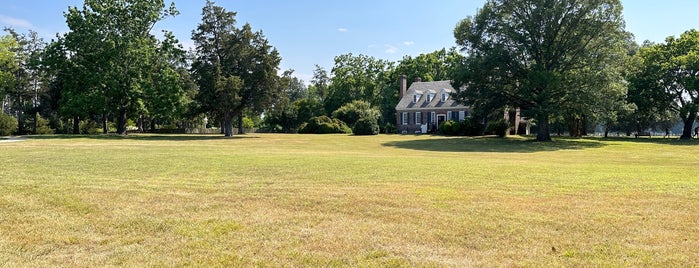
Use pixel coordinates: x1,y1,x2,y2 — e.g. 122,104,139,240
1,134,698,267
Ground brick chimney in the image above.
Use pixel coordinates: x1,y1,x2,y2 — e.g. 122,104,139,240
399,75,407,98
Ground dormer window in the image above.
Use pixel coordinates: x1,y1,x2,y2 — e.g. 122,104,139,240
441,93,449,102
427,94,435,102
413,94,422,103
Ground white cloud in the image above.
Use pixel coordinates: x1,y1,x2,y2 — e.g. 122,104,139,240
403,41,414,46
384,44,397,54
337,28,348,32
0,15,34,29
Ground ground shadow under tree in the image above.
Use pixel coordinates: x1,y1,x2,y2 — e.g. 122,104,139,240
382,136,606,153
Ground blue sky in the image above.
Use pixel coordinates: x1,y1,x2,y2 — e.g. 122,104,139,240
2,1,699,83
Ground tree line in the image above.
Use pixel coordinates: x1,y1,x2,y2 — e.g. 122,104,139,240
2,0,699,140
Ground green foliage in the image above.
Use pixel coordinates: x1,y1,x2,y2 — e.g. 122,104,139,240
79,120,100,135
439,120,458,136
27,114,54,134
453,0,629,141
325,54,393,115
352,116,379,136
263,71,310,133
0,113,18,136
298,116,351,134
461,119,485,136
439,119,485,136
486,119,510,138
0,35,19,97
61,0,179,135
242,117,255,129
331,100,380,128
192,1,281,136
630,30,699,139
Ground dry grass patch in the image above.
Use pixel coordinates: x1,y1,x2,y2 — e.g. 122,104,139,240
1,134,698,266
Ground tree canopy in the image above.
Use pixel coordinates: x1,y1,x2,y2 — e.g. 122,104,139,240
453,0,629,141
61,0,179,134
192,0,281,136
631,30,699,139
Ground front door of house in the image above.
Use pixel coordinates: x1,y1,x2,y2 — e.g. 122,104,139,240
437,114,446,127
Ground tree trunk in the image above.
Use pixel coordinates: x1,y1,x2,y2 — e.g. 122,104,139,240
138,115,144,133
223,111,233,137
116,106,127,135
536,114,552,142
17,98,25,135
73,115,80,134
604,127,609,138
102,114,108,134
33,112,38,134
680,112,697,140
237,111,244,135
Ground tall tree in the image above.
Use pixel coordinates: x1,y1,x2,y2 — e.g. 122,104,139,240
308,64,330,104
141,31,192,131
325,53,393,116
264,70,308,132
453,0,628,141
634,30,699,139
62,0,178,135
1,29,46,134
0,34,19,115
192,1,281,136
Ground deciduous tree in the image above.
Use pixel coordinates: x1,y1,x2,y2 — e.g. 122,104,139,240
453,0,628,141
633,30,699,139
62,0,178,135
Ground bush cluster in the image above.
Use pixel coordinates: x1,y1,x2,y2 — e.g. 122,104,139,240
298,116,352,134
485,119,510,137
353,116,379,135
438,119,485,136
0,113,18,136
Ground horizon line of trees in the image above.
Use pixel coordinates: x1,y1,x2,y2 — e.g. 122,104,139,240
2,0,698,140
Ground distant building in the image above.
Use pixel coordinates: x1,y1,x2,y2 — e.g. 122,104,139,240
394,75,471,134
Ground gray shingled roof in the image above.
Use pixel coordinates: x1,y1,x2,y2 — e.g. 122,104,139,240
395,80,467,111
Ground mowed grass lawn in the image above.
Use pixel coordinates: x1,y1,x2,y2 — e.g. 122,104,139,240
1,133,698,267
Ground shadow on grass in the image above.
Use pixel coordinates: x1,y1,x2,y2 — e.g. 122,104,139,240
25,134,258,141
599,136,699,146
382,136,606,153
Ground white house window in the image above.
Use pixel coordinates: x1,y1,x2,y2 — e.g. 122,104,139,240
446,111,451,121
427,94,435,102
459,111,465,121
441,93,449,102
430,112,436,123
402,112,408,125
415,112,422,125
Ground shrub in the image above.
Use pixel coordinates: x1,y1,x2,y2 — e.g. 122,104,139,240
332,100,380,127
439,120,458,136
461,118,485,136
298,116,351,134
242,117,255,129
79,120,100,134
32,114,54,134
486,119,510,138
353,116,379,135
381,122,396,134
0,113,18,136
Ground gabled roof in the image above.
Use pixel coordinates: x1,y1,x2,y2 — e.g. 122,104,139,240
395,80,468,111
